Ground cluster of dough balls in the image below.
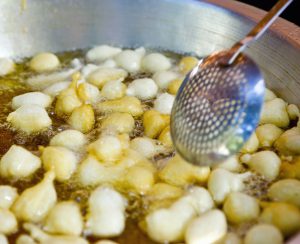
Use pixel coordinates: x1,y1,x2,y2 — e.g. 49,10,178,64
0,45,300,244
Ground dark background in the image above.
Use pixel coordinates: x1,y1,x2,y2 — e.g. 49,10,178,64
238,0,300,26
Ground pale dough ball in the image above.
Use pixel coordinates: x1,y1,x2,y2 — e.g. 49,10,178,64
12,171,57,222
88,135,123,163
260,98,289,128
0,58,15,76
42,146,79,182
77,82,101,103
152,70,179,89
142,53,172,73
114,50,142,73
101,112,135,134
0,208,18,234
86,187,127,237
256,124,283,147
44,201,83,236
29,52,60,72
0,145,41,179
86,45,122,63
78,155,123,186
208,168,249,204
268,179,300,208
130,137,166,159
244,224,283,244
246,150,281,180
185,209,227,244
223,192,260,224
0,186,18,209
50,129,87,151
7,105,52,133
87,67,127,88
12,92,52,110
154,93,175,114
101,80,126,100
126,78,158,100
145,195,196,242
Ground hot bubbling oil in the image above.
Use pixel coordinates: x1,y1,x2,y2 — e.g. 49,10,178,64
0,49,272,244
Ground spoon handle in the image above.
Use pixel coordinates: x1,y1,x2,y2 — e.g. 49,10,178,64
226,0,293,65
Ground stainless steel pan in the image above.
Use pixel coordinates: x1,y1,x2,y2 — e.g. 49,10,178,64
0,0,299,242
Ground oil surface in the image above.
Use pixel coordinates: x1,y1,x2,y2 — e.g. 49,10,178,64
0,50,272,243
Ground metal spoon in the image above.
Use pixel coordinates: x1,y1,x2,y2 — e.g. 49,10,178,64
170,0,293,166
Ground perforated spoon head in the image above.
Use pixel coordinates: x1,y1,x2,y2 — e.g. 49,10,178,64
170,51,265,166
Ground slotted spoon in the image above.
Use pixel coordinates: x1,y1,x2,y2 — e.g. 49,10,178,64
171,0,293,166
